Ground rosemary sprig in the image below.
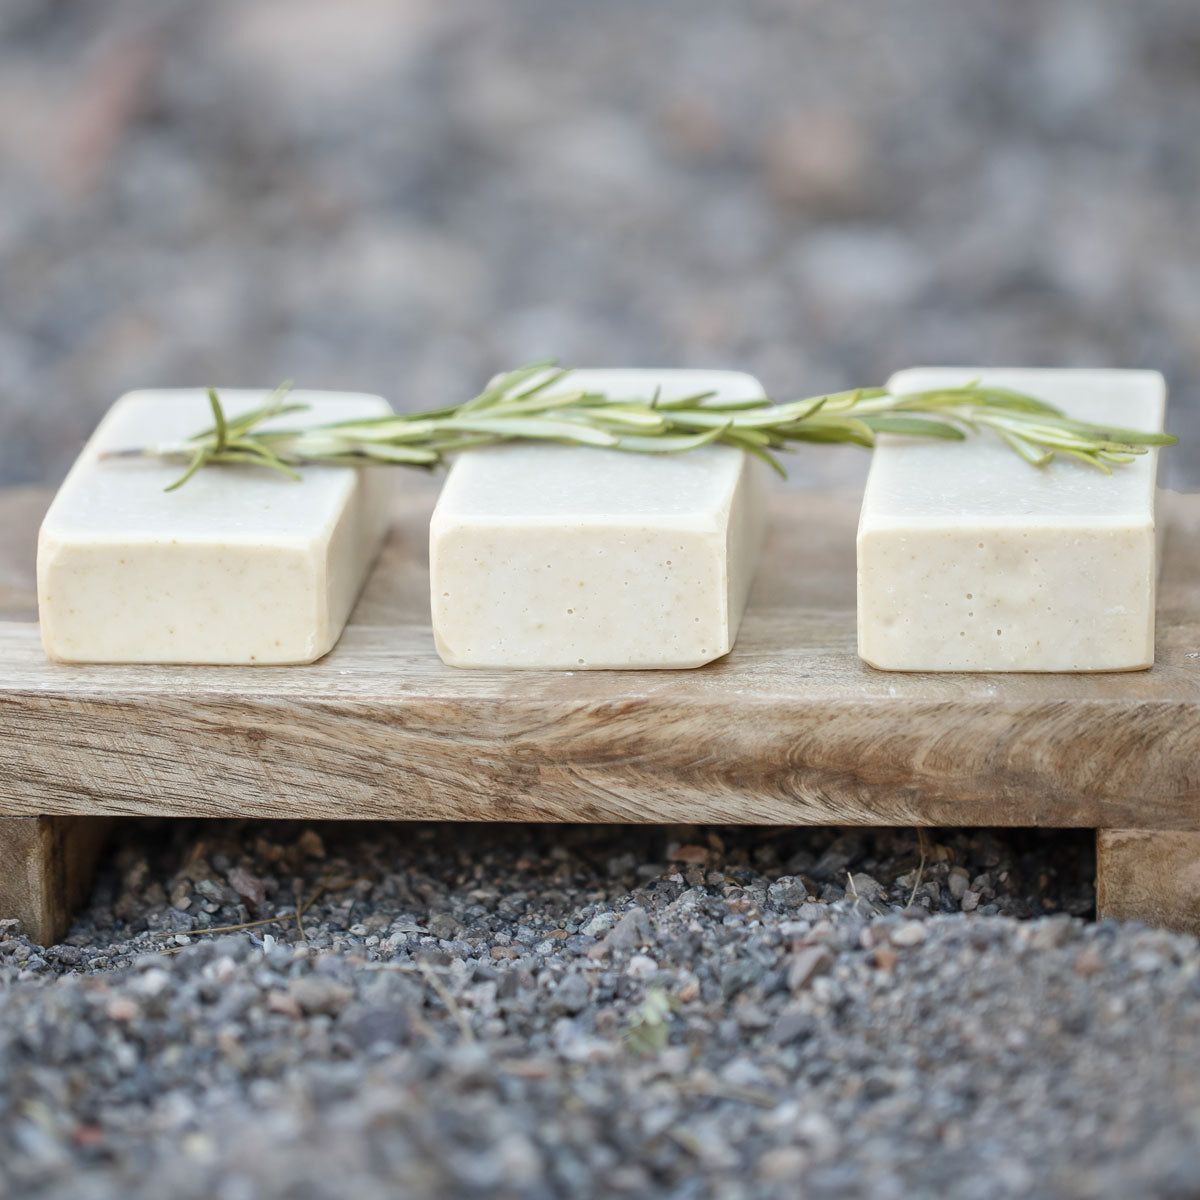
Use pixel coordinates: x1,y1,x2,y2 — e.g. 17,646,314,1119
105,364,1175,490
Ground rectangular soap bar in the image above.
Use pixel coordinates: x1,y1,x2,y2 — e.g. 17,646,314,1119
38,389,394,664
429,369,768,669
857,367,1166,672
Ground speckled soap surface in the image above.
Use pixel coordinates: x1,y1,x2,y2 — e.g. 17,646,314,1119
857,367,1166,672
429,369,768,669
38,389,394,664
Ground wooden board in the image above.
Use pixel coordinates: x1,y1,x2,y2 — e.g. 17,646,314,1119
3,482,1200,827
0,816,112,944
3,479,1200,940
1096,830,1200,934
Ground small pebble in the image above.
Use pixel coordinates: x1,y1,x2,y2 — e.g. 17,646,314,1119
891,922,927,948
290,975,353,1017
787,945,834,992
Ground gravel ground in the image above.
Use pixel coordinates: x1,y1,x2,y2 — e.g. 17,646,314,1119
3,821,1200,1199
4,3,1200,1196
2,0,1200,486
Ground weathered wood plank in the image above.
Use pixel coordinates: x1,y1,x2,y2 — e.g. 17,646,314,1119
1096,829,1200,934
0,817,111,945
1,485,1199,828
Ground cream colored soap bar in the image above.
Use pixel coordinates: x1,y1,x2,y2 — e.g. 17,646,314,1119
857,368,1166,672
430,369,768,670
38,389,394,664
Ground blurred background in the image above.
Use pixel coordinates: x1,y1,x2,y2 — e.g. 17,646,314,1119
2,0,1198,487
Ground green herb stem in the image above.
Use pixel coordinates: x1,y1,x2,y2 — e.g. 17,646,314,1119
107,364,1174,491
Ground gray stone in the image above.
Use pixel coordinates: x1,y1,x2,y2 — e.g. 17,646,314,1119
290,975,353,1017
339,1003,410,1050
605,906,652,953
787,945,834,992
549,974,590,1016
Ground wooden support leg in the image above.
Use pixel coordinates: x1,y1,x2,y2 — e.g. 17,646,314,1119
1096,829,1200,934
0,817,111,945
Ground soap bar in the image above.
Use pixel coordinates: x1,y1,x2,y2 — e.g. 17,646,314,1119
857,367,1166,672
429,369,768,669
38,389,394,664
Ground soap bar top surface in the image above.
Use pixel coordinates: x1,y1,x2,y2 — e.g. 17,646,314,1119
868,368,1165,525
435,369,765,524
437,441,749,525
41,389,390,541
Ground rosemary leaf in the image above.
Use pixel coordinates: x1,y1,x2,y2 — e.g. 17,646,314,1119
163,448,208,493
352,443,442,464
612,426,729,453
579,406,669,430
651,389,719,410
310,418,438,442
785,416,877,448
457,360,557,414
720,433,788,477
210,448,302,480
859,415,966,439
440,415,621,446
994,427,1054,467
207,387,228,451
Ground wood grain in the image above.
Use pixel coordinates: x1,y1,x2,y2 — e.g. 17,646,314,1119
1096,829,1200,934
2,484,1200,828
0,817,111,944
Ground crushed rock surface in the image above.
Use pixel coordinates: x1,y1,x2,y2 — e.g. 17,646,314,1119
3,821,1199,1199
